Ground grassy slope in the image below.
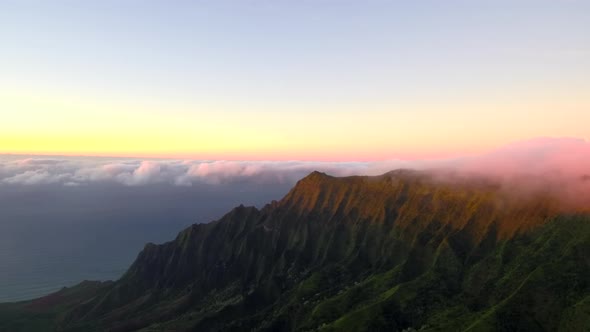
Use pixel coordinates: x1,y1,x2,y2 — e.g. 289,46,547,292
316,215,590,332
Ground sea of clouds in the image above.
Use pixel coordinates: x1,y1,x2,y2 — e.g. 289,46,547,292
1,137,589,191
0,157,365,187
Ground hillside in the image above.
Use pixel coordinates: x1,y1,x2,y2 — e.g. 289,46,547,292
1,170,589,332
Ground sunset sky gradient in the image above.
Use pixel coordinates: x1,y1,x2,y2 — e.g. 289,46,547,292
1,1,589,161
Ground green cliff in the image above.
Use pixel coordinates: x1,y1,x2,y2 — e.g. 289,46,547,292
1,171,588,332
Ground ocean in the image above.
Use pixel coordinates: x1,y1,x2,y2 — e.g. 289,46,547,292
0,182,289,302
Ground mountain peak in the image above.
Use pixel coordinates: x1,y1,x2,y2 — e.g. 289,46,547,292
302,170,331,181
283,170,335,200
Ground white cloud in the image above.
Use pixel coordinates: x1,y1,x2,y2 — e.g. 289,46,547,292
2,170,69,185
0,138,588,194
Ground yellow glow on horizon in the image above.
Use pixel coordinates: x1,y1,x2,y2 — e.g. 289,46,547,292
1,89,589,161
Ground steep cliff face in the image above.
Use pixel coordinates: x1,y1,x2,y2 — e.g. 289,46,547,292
2,171,588,332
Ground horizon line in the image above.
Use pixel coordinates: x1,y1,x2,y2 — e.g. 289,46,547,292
1,136,585,162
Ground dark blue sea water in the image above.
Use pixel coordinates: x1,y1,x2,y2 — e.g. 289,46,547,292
0,183,289,302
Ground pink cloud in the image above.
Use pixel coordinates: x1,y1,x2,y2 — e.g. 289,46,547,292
458,137,590,178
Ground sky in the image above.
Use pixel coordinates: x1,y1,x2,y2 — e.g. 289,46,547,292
1,0,589,161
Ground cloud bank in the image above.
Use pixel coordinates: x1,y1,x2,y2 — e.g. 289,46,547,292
1,138,589,204
0,157,367,187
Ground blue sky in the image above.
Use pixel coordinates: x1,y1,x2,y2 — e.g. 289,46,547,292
3,0,588,101
1,0,589,159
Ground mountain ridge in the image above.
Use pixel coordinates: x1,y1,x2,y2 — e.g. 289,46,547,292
0,170,588,332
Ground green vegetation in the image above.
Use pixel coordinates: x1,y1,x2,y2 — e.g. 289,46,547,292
1,171,588,331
